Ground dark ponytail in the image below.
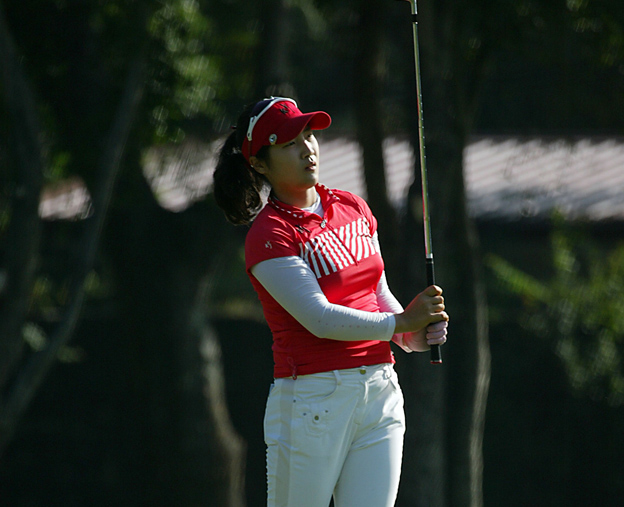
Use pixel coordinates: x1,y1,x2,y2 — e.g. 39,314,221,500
213,103,269,225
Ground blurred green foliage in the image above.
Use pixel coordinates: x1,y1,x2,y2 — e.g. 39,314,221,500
487,214,624,406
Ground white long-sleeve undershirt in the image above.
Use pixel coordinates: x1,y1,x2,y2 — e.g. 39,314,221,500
250,232,411,349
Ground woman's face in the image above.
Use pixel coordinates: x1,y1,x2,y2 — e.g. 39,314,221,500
251,127,320,203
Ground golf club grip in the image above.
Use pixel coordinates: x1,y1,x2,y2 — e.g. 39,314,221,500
426,257,442,364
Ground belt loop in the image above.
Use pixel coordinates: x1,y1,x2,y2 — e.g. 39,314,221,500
287,357,298,380
333,369,342,385
382,363,389,379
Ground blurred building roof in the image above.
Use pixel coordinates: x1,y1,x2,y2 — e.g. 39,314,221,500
320,136,624,222
318,137,415,208
463,137,624,222
41,136,624,222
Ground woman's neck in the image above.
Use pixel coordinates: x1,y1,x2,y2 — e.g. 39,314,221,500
272,186,318,209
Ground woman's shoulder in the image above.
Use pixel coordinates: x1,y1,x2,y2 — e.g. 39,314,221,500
319,185,368,208
246,205,297,243
245,205,300,266
327,187,372,215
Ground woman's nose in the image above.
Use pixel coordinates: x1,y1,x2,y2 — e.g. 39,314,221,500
302,139,314,157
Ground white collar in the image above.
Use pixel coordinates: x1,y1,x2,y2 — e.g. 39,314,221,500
301,193,324,217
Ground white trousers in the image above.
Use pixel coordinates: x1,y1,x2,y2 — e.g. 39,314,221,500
264,363,405,507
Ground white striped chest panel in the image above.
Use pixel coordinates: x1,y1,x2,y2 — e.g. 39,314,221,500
297,217,379,279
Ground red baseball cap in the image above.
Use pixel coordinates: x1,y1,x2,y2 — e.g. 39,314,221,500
241,97,331,162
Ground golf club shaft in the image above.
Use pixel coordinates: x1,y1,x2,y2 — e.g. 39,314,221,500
400,0,441,364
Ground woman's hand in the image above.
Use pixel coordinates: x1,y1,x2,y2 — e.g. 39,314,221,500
402,320,448,352
394,285,448,334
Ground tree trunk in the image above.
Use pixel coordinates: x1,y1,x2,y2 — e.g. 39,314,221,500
392,0,492,505
425,113,490,507
398,350,447,507
255,0,293,98
0,1,44,390
107,177,246,506
0,52,146,456
0,3,147,455
416,1,491,506
353,0,402,288
172,262,247,507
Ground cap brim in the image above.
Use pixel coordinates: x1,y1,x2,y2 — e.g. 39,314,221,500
307,111,332,131
274,111,332,145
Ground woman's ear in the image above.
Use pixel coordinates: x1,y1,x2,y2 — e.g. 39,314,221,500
249,156,268,175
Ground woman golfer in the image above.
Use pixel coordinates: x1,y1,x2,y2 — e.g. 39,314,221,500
213,97,448,507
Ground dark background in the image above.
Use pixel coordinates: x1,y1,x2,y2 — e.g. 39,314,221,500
1,0,623,505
